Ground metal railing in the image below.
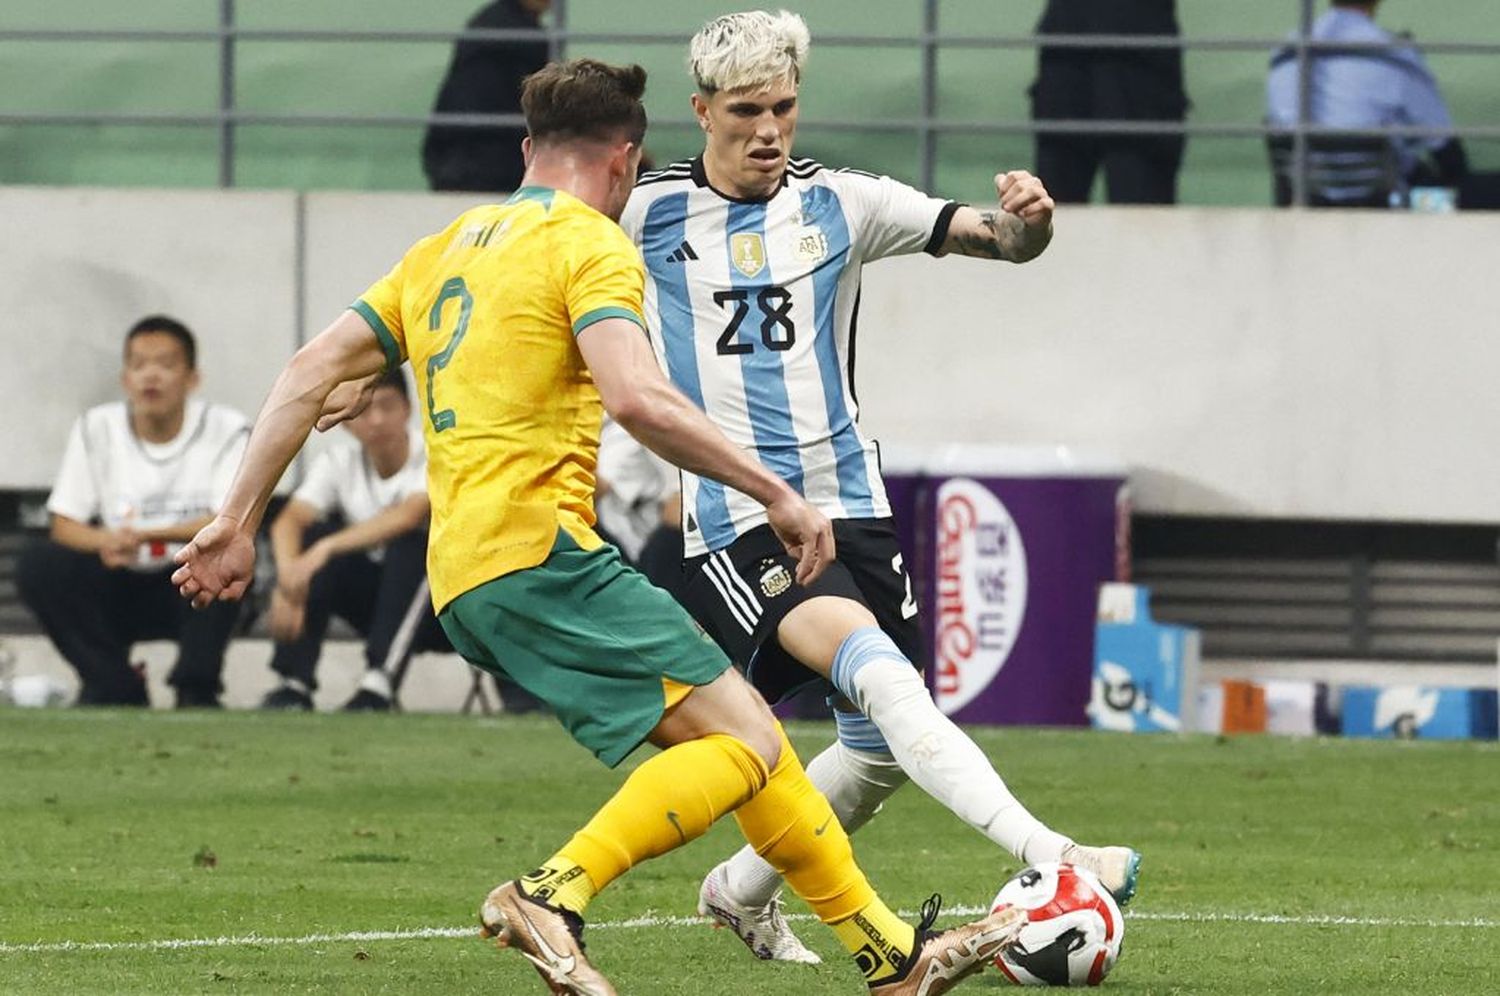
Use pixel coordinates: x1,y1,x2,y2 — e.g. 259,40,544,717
1,0,1497,202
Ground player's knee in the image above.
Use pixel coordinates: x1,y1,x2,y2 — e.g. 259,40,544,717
778,595,878,670
830,626,913,705
740,721,782,771
714,666,783,767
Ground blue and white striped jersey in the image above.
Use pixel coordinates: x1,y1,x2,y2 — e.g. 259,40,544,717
620,156,956,558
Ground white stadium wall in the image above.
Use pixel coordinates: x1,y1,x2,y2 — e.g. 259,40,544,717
302,191,498,340
856,208,1497,522
0,187,298,490
0,188,1492,523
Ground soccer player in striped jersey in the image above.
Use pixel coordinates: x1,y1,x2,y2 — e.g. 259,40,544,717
174,58,1023,995
619,10,1141,963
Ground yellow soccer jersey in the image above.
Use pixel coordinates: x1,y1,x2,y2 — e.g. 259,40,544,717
352,186,646,610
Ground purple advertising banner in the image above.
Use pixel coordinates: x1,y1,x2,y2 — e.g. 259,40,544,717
884,446,1126,727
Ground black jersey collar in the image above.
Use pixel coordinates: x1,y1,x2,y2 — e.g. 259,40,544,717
690,155,790,204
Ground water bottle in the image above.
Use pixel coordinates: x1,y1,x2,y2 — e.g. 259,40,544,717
0,641,67,707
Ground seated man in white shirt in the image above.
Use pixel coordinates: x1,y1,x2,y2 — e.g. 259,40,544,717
595,415,686,602
259,369,449,712
18,315,250,707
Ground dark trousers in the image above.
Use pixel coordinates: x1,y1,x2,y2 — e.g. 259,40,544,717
269,528,449,690
1036,134,1185,205
1459,173,1500,211
17,538,239,704
1031,56,1187,205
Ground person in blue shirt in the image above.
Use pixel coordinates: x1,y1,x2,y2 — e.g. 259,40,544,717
1266,1,1470,205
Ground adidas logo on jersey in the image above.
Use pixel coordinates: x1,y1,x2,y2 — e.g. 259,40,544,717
665,241,699,263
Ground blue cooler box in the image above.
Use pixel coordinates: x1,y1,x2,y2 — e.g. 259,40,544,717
1341,686,1498,740
1089,584,1200,734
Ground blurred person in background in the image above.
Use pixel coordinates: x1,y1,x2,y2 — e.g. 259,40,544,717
595,414,687,603
1266,1,1498,208
258,369,448,712
423,0,553,193
17,315,248,708
1029,0,1189,204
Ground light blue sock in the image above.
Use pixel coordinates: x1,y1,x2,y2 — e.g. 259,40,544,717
828,625,1068,862
830,626,906,704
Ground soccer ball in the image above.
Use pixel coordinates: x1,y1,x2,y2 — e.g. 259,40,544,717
989,862,1124,986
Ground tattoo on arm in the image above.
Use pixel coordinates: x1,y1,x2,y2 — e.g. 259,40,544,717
954,210,1050,263
953,212,1007,260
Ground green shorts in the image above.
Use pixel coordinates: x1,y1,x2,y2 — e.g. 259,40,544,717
439,531,731,767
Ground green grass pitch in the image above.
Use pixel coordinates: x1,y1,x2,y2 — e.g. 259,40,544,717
2,709,1496,994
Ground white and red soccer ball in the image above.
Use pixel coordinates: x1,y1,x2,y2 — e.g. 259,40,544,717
989,862,1125,986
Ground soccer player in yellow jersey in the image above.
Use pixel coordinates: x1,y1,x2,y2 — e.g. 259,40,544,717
172,59,1021,995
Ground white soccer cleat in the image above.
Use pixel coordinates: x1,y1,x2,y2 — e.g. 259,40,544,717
696,861,822,964
1060,844,1142,907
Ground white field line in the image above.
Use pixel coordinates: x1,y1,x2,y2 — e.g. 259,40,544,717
1,907,1495,956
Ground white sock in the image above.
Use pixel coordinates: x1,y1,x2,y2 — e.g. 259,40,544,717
358,669,392,698
834,630,1073,864
722,741,908,907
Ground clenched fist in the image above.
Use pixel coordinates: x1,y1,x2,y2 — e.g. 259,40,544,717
996,170,1054,228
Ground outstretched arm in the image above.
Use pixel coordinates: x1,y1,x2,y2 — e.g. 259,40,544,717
939,170,1055,263
172,310,389,608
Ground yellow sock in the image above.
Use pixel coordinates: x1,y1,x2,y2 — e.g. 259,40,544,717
517,856,598,914
830,905,918,986
523,733,769,915
732,725,915,984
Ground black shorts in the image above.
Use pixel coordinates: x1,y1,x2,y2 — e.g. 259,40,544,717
683,517,923,704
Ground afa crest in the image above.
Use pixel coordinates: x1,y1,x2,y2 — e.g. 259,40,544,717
794,226,828,264
759,561,793,598
730,233,767,278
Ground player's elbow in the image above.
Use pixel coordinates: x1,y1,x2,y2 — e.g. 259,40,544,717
283,345,345,403
601,374,686,445
287,329,377,404
600,388,653,435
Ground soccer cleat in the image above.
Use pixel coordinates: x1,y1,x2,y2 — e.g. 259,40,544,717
478,880,617,996
1060,844,1142,907
341,689,392,712
174,686,222,709
696,860,822,964
869,895,1026,996
260,684,313,711
78,662,149,708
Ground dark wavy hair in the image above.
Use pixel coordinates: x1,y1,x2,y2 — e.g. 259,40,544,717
521,58,648,147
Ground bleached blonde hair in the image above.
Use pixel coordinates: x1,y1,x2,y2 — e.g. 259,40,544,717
689,10,810,95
